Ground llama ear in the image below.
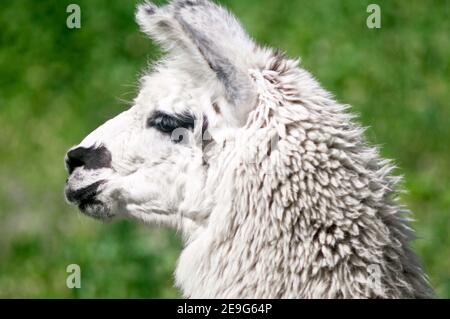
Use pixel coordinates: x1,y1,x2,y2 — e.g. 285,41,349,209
136,0,257,125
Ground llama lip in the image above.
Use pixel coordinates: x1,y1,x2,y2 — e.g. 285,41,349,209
65,180,106,208
78,198,104,214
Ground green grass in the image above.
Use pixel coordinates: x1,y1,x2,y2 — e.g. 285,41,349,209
0,0,448,298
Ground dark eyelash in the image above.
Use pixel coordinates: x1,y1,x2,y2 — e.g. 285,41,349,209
147,111,195,134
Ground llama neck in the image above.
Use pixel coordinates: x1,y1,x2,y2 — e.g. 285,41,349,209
175,55,433,298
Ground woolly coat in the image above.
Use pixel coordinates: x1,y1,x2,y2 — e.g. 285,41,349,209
175,50,434,298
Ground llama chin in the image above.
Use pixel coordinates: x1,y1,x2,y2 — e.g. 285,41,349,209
65,183,106,218
64,0,434,298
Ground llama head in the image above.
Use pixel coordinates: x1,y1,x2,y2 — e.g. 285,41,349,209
64,0,259,231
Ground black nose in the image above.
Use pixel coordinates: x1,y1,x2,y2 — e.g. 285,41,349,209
65,145,112,174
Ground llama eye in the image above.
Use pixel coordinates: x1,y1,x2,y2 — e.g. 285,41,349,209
147,111,196,143
149,114,178,134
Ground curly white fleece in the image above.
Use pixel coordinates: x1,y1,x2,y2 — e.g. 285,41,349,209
175,49,434,298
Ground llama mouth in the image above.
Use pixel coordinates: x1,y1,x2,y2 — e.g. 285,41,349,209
65,180,106,211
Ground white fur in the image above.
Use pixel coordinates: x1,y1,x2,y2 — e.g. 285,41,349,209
65,0,434,298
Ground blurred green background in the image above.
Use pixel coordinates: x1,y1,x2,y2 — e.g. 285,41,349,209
0,0,448,298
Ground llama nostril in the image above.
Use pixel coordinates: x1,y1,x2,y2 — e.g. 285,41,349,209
66,147,87,174
65,145,112,175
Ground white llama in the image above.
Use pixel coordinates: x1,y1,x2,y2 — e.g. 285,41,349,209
64,0,434,298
